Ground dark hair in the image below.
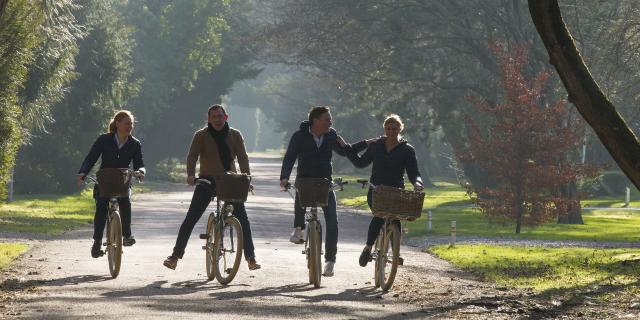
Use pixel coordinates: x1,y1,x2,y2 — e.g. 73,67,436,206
308,106,330,126
208,104,227,116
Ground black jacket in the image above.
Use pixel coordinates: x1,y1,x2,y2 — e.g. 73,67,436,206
280,121,349,180
78,133,145,175
347,137,421,188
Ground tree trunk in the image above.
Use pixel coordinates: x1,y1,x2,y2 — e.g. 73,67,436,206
0,0,8,19
515,194,523,234
528,0,640,191
557,180,583,224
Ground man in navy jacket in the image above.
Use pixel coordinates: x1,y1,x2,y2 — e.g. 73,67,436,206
279,106,358,277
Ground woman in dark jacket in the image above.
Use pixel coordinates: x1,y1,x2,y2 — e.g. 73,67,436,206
76,110,145,258
344,114,423,266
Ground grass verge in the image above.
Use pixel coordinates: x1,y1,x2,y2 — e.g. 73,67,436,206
0,243,29,270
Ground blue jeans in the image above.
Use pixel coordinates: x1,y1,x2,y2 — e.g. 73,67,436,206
294,190,338,262
172,182,256,260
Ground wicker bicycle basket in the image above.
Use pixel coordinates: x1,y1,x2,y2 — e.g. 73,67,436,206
371,185,425,221
295,178,331,207
214,173,251,202
96,168,132,198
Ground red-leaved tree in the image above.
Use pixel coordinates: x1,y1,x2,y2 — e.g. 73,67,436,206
461,44,599,234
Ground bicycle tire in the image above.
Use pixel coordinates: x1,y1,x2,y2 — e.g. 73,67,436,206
373,229,383,288
214,216,243,285
379,223,400,291
308,221,322,288
205,213,216,281
107,210,122,278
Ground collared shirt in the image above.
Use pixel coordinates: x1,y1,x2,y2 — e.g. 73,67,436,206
309,127,324,148
115,134,128,150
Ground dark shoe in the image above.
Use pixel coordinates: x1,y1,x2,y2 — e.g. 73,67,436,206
91,241,104,258
359,247,371,267
123,236,136,246
248,257,261,270
163,255,179,270
398,257,404,266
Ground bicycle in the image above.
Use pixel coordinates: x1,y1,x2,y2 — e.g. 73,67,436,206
84,168,141,278
357,179,424,291
197,174,251,285
283,177,348,288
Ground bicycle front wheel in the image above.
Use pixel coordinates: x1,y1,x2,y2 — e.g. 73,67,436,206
378,223,401,291
307,221,322,288
205,213,216,281
373,230,384,288
107,211,122,278
213,216,243,285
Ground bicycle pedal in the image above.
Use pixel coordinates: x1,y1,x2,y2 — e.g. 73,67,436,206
202,246,207,250
102,242,107,246
398,257,404,265
301,250,306,254
199,233,208,239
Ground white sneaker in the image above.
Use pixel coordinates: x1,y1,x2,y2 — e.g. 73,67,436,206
323,261,335,277
289,227,304,244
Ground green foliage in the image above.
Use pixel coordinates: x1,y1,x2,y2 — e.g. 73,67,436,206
430,245,640,292
0,0,43,201
20,0,84,137
15,0,139,194
122,0,260,166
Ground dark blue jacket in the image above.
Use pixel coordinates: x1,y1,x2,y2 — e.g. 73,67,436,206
347,137,421,188
78,133,145,175
280,121,349,180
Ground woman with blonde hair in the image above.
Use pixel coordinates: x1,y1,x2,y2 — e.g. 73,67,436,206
76,110,145,258
343,114,423,266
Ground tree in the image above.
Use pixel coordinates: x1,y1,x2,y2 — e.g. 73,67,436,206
0,0,45,200
15,0,138,193
529,0,640,190
461,45,597,234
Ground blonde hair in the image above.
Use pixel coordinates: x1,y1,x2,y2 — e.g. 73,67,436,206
383,114,404,132
108,110,134,134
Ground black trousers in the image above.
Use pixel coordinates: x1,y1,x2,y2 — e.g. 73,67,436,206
365,188,400,246
93,185,132,242
172,182,256,260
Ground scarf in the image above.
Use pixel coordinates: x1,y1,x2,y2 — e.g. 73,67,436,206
207,122,231,171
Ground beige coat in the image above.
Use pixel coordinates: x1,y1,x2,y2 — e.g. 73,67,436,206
186,126,250,177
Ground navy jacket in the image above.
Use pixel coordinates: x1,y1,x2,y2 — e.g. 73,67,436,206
78,133,145,175
280,121,350,180
347,137,421,188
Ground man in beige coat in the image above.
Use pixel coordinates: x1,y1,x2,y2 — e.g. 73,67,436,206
163,104,260,270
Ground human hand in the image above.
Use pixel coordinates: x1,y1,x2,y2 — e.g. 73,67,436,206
187,176,196,186
76,174,86,187
414,184,424,192
336,135,347,148
280,178,289,190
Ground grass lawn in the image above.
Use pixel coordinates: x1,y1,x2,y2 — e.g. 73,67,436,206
0,191,95,235
337,178,640,242
430,244,640,293
0,243,29,270
0,182,154,236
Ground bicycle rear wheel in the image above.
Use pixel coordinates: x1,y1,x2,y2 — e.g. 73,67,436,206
378,223,401,291
205,213,216,281
214,216,243,285
107,211,122,278
307,221,322,288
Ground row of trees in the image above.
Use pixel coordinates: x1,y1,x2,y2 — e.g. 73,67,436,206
243,0,640,231
1,0,258,194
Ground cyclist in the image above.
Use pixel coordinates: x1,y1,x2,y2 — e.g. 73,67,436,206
279,106,361,276
76,110,145,258
341,114,423,267
163,104,260,271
